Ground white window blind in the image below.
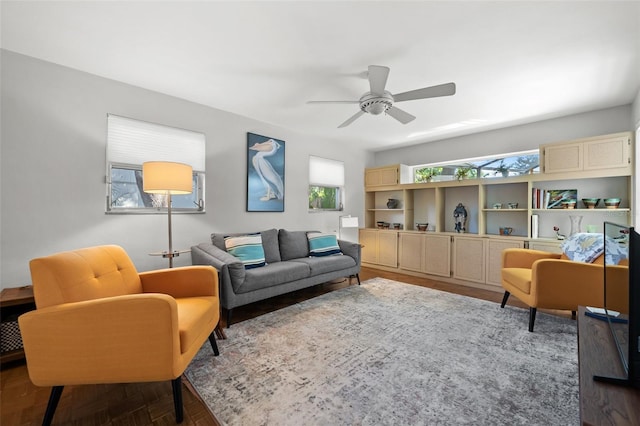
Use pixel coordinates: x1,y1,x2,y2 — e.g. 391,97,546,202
309,156,344,187
107,114,205,171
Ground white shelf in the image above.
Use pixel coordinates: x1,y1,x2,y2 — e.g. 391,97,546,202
532,208,630,212
483,208,528,212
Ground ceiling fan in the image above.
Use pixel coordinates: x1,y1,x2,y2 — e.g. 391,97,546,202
307,65,456,128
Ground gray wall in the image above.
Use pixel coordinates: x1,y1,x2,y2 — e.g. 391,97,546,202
374,105,634,167
0,50,371,288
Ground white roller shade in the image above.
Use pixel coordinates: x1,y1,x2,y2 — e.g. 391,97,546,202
309,156,344,186
107,114,206,172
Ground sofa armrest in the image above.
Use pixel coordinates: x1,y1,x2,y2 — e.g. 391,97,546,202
338,239,361,266
191,243,246,304
502,248,561,269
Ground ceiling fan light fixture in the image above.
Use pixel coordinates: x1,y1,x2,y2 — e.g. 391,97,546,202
359,92,393,115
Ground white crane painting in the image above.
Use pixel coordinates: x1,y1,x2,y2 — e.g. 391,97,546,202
247,133,285,212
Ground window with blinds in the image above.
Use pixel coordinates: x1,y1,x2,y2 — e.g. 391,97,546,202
106,114,206,213
308,155,344,211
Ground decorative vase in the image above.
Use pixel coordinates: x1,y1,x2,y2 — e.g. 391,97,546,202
386,199,398,209
569,215,583,236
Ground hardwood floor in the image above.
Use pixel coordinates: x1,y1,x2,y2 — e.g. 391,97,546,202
1,267,572,425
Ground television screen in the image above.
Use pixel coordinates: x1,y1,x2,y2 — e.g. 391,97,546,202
599,221,639,388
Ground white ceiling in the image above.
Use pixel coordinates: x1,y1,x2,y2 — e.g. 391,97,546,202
2,1,639,151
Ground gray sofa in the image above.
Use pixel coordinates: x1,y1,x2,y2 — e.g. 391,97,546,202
191,229,361,326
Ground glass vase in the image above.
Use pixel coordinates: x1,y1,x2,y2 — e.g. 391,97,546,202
569,215,583,236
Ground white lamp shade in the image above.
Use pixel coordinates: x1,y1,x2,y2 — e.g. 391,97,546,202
340,216,359,228
143,161,193,194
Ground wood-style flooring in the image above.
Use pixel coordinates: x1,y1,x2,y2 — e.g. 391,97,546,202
1,267,572,425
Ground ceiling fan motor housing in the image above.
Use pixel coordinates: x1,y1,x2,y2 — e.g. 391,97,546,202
359,91,394,115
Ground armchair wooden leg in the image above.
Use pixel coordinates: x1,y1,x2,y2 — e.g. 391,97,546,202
171,377,184,424
356,273,361,285
571,310,577,320
500,291,510,308
529,307,537,332
208,331,220,356
42,386,64,426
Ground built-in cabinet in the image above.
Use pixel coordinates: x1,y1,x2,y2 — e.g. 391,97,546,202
399,232,451,277
364,164,412,187
541,133,632,174
361,131,634,292
360,229,398,268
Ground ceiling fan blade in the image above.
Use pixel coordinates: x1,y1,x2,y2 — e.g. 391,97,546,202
307,100,359,104
338,110,365,128
368,65,390,95
386,106,416,124
393,82,456,102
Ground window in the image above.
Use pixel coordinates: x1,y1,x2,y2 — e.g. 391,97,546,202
308,156,344,211
413,150,539,182
106,114,206,213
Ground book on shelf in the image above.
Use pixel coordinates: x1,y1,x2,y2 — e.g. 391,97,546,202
531,214,539,239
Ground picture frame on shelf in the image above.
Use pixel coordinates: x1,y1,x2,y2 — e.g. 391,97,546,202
546,189,577,209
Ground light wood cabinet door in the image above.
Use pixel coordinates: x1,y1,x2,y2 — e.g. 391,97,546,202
359,229,379,264
365,166,398,187
583,135,630,171
543,142,583,173
424,234,451,277
399,233,424,272
485,239,524,287
452,236,485,283
377,231,399,267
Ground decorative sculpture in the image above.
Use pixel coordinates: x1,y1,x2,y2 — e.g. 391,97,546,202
453,203,467,233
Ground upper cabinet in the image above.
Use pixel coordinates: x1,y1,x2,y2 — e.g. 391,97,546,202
541,132,632,175
365,164,412,188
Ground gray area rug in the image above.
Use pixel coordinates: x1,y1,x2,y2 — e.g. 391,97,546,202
186,278,578,425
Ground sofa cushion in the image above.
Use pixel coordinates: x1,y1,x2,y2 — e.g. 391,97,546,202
290,255,356,275
278,229,311,260
212,228,281,263
225,234,266,269
307,232,342,257
502,268,532,295
234,262,311,294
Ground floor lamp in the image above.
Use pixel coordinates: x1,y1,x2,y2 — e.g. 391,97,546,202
143,161,193,268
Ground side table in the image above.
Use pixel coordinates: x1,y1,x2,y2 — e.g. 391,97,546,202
1,286,35,365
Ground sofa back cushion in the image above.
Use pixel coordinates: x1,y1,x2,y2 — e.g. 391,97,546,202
211,228,281,263
279,229,311,260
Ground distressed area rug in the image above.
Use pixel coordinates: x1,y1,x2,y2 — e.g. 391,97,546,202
186,278,578,425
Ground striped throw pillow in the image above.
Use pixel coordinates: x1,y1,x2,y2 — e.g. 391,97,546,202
225,234,266,269
307,232,342,257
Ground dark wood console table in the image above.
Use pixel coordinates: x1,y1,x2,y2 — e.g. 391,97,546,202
577,306,640,425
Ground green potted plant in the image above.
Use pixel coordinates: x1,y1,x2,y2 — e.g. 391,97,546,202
455,166,472,181
495,161,509,177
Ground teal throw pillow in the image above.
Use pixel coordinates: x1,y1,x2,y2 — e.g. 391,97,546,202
225,234,266,269
307,232,342,257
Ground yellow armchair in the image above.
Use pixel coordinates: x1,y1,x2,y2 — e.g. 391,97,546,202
501,248,627,332
18,245,220,425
